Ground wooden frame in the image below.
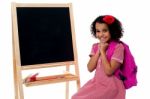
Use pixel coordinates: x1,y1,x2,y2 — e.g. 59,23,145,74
12,2,80,99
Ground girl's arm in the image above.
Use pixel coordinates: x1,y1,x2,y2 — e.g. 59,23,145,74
87,50,100,72
101,51,121,76
100,43,124,76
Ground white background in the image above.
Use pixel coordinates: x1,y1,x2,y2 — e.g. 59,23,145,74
0,0,150,99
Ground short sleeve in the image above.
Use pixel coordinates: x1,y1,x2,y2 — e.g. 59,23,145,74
111,43,124,64
89,43,99,57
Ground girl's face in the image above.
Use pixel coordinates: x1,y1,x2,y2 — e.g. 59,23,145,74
95,22,111,43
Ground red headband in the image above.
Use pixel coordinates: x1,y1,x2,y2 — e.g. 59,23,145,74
103,15,115,24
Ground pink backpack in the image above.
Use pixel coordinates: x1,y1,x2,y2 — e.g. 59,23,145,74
93,41,137,89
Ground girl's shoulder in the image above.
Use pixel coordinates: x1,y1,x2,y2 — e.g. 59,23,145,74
92,42,99,46
109,40,124,51
91,43,99,49
115,42,124,50
91,43,99,53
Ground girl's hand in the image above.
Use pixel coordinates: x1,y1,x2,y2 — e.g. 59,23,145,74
99,42,108,53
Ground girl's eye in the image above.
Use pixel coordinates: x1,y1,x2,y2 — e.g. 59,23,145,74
103,29,108,32
96,30,100,32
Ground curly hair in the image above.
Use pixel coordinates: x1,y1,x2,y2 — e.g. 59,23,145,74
91,15,124,41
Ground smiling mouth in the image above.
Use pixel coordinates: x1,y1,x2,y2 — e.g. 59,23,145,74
100,38,106,43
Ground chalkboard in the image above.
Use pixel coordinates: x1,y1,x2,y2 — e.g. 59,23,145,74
12,4,80,99
16,7,74,66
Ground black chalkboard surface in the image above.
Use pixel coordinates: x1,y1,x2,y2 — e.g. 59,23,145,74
16,7,74,66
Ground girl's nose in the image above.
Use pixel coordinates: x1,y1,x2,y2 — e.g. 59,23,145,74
102,31,105,34
101,32,105,36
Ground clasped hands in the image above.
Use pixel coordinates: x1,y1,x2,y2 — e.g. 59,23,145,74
98,42,108,55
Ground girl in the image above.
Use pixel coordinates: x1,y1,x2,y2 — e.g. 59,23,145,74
72,15,125,99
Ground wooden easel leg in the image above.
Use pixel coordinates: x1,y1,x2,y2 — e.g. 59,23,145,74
14,63,19,99
16,66,24,99
12,2,24,98
76,80,80,90
74,63,81,90
66,81,69,99
65,64,70,99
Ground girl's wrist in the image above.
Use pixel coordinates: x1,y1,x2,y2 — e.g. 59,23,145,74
96,50,100,56
100,51,106,56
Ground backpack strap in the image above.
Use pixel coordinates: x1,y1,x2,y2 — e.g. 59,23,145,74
106,41,119,61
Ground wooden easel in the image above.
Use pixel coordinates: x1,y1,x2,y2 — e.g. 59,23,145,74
12,2,80,99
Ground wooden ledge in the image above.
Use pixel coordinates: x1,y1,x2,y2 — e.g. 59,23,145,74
24,73,79,87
